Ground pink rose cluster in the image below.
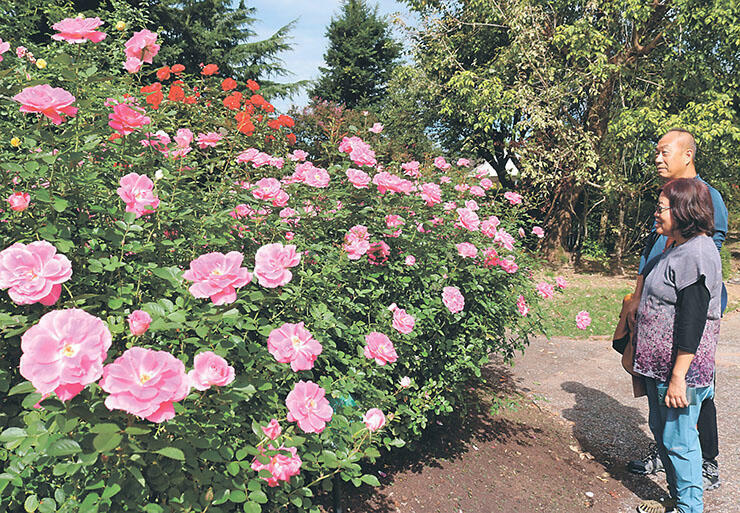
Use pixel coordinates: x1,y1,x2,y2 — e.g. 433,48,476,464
267,322,323,371
456,242,478,258
0,38,9,61
367,240,391,266
338,136,377,167
183,251,252,305
504,191,523,205
124,29,160,73
13,85,78,125
346,168,371,188
251,445,302,487
343,225,371,260
516,295,529,316
401,160,420,178
117,172,160,218
442,286,465,314
253,243,301,288
373,172,414,195
20,309,111,402
252,177,289,207
109,104,151,136
52,16,107,43
0,241,72,305
420,182,442,206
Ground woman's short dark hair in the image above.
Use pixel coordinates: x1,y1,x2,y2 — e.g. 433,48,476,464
661,178,714,239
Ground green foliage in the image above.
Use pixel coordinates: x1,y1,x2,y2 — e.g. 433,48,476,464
310,0,401,109
0,16,541,512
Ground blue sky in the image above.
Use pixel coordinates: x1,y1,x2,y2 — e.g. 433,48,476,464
247,0,416,112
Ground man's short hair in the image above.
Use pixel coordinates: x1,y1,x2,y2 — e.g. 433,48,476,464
661,178,714,238
664,128,698,160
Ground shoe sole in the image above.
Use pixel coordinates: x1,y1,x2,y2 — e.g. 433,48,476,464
705,480,721,491
628,468,665,475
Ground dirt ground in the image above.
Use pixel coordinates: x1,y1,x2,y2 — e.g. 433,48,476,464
335,278,740,513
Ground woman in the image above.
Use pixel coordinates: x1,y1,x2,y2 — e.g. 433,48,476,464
632,178,722,513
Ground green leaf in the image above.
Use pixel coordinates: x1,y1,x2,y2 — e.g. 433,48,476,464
124,426,151,435
155,447,185,460
0,427,27,443
47,439,82,457
93,433,122,453
24,494,39,512
38,498,57,513
227,462,240,476
101,484,121,500
242,502,261,513
360,474,381,486
8,381,35,395
248,490,267,504
230,490,247,503
52,198,69,212
89,423,120,434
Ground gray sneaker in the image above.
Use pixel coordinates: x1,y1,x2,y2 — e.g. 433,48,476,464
703,460,720,491
628,444,664,475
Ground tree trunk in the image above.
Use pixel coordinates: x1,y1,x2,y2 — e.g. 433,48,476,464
613,200,626,275
540,178,581,262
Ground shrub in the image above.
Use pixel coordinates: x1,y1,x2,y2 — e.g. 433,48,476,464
0,14,543,513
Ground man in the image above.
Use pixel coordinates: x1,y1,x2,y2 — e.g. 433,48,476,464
624,129,728,509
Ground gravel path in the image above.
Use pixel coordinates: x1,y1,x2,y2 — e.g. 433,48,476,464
508,309,740,513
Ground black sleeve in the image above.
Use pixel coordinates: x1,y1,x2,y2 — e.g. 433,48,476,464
674,276,710,354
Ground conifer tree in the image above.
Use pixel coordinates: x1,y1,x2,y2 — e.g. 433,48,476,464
310,0,401,109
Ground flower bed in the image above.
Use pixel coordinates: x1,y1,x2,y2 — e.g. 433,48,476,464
0,13,547,513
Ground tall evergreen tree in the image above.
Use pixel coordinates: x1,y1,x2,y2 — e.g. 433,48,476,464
310,0,401,109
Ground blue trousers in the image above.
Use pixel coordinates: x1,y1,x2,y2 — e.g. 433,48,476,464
645,377,714,513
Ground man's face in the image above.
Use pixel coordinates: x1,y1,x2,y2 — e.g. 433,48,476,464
655,132,690,180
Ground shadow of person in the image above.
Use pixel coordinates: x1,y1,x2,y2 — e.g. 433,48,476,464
560,380,670,500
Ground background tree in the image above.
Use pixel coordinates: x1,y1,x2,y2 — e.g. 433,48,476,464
401,0,740,268
310,0,401,109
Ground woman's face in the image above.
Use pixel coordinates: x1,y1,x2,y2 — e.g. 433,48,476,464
654,193,675,237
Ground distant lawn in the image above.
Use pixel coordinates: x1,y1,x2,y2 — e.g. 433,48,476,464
535,271,634,339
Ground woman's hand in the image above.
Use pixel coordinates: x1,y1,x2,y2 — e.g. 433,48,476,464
666,375,689,408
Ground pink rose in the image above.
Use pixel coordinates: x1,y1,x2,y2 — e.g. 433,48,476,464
367,241,391,266
517,295,529,316
237,148,259,163
124,56,142,73
442,286,465,314
456,208,480,231
469,185,485,197
52,17,107,43
188,351,235,390
494,229,515,250
392,307,415,335
285,380,333,433
127,309,152,336
100,347,190,423
481,216,501,238
499,258,519,274
303,166,330,188
576,310,592,330
434,156,451,170
197,131,223,149
124,29,159,64
535,281,555,299
518,227,526,237
555,276,568,289
261,419,282,440
183,251,252,304
108,104,151,135
400,376,411,388
254,243,301,288
0,39,9,61
364,331,398,365
405,255,416,266
267,322,323,371
252,177,283,202
363,408,386,432
117,172,160,217
20,309,111,402
338,136,377,167
369,122,384,134
343,225,371,260
504,191,523,205
251,444,301,487
532,226,545,238
13,85,78,125
480,178,494,189
346,168,371,188
7,192,30,212
456,242,478,258
456,158,471,167
288,149,308,161
401,160,420,178
420,182,442,206
0,241,72,305
373,172,413,195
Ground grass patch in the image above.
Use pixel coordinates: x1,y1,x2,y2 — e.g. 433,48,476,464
536,272,633,339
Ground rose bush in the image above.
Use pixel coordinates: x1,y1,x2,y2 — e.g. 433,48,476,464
0,9,548,513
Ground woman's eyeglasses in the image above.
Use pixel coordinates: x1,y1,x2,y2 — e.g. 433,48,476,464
655,205,671,214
